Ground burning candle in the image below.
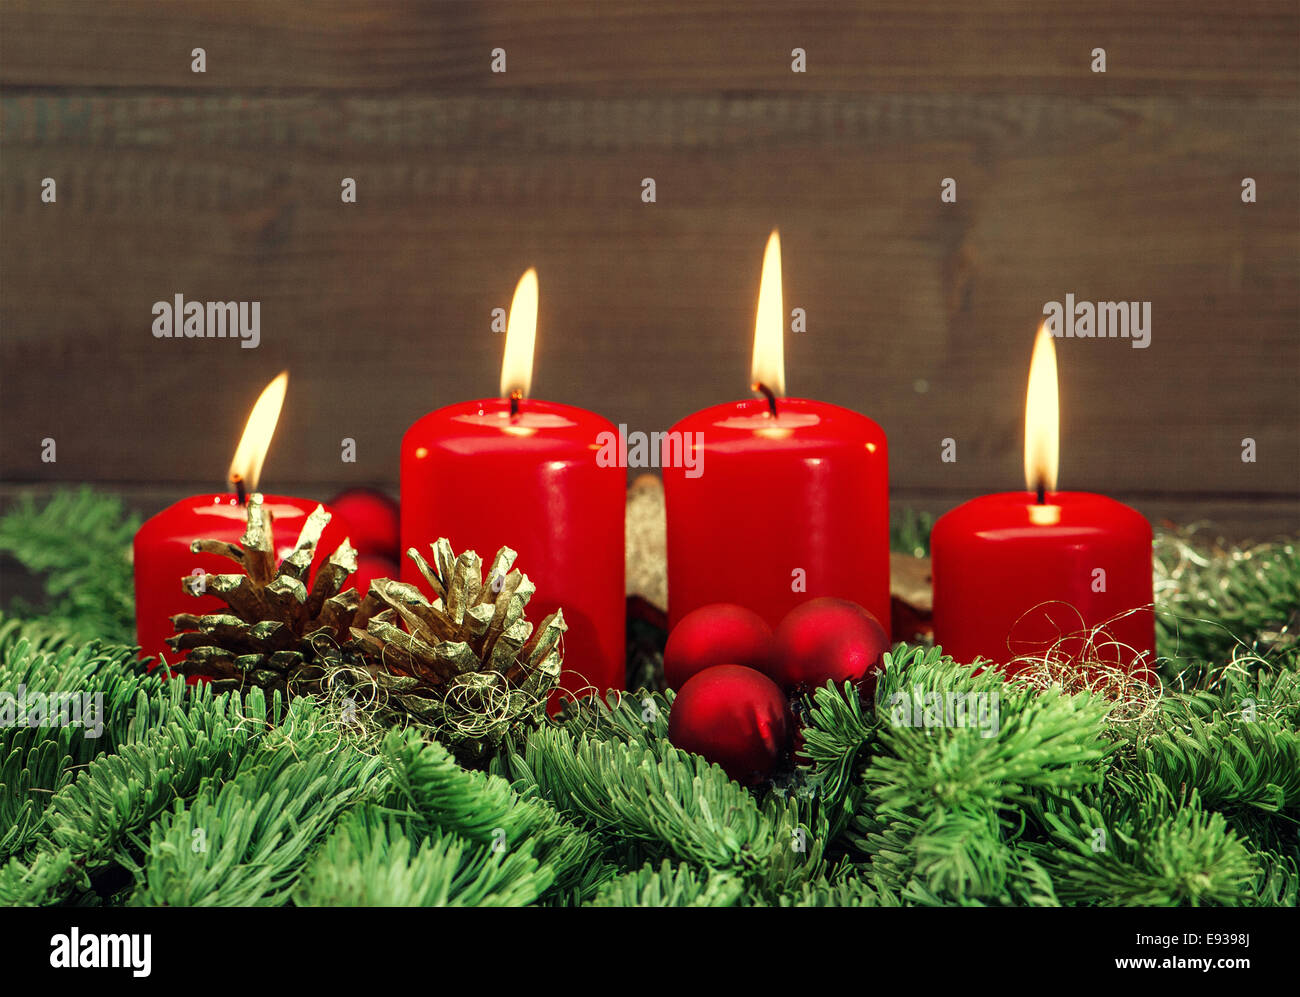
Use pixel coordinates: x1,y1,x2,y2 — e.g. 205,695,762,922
662,231,891,632
930,326,1156,673
400,270,625,701
133,372,349,665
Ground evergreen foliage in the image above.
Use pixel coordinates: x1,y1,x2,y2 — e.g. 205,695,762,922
0,488,139,643
295,806,553,906
0,489,1295,907
1140,711,1300,812
586,860,746,907
506,726,787,874
383,729,611,903
1154,531,1298,673
130,707,383,906
1029,776,1259,906
770,867,900,907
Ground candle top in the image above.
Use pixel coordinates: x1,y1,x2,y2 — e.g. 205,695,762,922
404,397,616,458
935,491,1151,542
134,493,338,554
669,397,886,454
147,493,325,518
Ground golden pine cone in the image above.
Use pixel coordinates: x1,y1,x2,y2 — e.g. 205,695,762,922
346,538,565,761
167,493,363,696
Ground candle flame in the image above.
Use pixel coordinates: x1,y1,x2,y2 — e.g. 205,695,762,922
228,371,288,492
500,268,538,401
750,230,785,399
1023,323,1060,494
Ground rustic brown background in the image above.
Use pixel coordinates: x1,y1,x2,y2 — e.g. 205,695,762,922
2,0,1297,537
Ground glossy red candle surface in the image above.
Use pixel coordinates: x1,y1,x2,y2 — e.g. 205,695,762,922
663,397,890,635
401,398,625,700
133,494,348,665
931,491,1155,672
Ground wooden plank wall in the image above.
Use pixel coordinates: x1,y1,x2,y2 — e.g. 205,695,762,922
1,1,1297,536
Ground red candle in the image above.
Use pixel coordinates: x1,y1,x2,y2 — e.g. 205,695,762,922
400,270,625,701
931,327,1155,673
133,373,348,665
663,232,891,632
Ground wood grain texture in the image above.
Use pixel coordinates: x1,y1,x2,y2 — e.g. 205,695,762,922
2,1,1296,96
0,2,1297,525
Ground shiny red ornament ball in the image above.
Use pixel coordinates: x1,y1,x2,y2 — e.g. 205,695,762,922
770,597,890,693
663,603,775,689
346,553,400,597
668,664,792,783
329,488,400,561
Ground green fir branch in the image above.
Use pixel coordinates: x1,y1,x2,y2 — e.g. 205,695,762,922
0,846,90,907
866,686,1112,817
769,868,900,907
1247,849,1299,907
0,614,85,660
587,860,746,907
1140,711,1300,813
0,686,271,905
846,650,1111,903
1029,774,1258,906
504,725,819,891
295,805,553,907
852,805,1022,904
0,632,197,864
797,679,877,807
0,488,139,643
555,688,674,751
383,728,612,903
129,722,384,906
1,633,177,753
0,638,150,858
1155,532,1299,669
874,643,1007,704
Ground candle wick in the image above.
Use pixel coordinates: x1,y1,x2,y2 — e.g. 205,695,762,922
1035,481,1046,505
232,474,247,506
509,390,522,417
753,382,778,417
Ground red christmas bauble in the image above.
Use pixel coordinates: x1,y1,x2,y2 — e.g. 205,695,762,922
667,664,791,783
345,553,400,597
770,597,890,693
663,603,775,689
329,488,400,561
